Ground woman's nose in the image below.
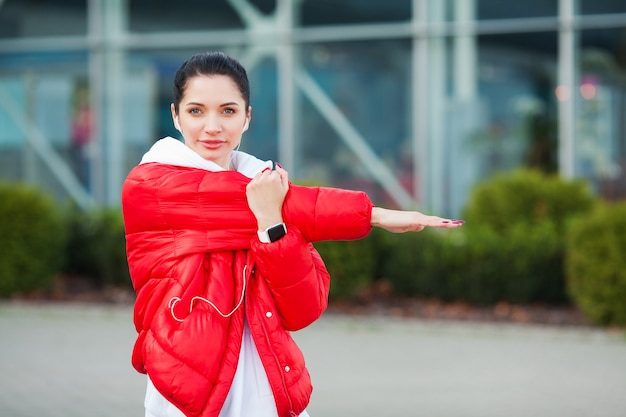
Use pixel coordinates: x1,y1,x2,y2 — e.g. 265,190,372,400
204,113,222,134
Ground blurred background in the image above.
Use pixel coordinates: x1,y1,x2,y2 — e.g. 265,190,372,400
1,0,625,216
1,2,626,416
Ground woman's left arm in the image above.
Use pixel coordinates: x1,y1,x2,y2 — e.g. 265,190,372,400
250,228,330,330
246,166,329,329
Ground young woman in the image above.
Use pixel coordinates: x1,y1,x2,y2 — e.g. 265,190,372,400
121,51,463,417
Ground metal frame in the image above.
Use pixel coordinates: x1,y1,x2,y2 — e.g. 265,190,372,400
558,0,578,179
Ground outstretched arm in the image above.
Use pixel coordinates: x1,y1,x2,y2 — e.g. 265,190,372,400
371,207,464,233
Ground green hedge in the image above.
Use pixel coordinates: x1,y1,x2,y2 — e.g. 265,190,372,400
456,169,594,305
463,169,595,234
4,171,623,329
380,229,452,300
0,182,66,297
566,202,626,326
380,220,563,305
62,205,130,288
313,229,380,300
308,170,596,306
380,169,596,306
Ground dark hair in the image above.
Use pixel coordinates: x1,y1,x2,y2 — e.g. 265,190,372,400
172,51,250,113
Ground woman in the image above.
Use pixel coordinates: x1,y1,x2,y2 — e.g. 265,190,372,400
121,51,463,417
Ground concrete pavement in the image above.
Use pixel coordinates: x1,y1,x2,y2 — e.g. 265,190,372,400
1,301,625,417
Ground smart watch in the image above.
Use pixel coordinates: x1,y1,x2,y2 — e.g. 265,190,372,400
257,223,287,243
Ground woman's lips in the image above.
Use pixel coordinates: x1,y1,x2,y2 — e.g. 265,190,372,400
200,140,225,149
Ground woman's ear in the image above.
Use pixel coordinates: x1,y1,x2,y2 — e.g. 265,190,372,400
171,103,181,131
242,106,252,133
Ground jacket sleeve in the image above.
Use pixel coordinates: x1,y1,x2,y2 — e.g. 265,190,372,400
282,184,374,242
122,165,373,245
250,225,330,331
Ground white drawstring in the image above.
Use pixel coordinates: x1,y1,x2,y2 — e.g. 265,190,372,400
168,265,248,322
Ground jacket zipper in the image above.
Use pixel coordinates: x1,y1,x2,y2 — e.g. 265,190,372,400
256,294,295,416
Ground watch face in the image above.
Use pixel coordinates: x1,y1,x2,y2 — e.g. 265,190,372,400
267,223,287,242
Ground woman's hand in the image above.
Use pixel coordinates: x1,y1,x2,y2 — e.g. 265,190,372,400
371,207,464,233
246,165,289,230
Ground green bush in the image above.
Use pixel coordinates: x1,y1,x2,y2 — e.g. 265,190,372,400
380,228,454,300
62,205,130,288
498,220,564,303
382,220,565,305
0,182,66,297
314,230,378,301
447,169,596,305
445,226,505,305
566,202,626,326
463,169,595,234
448,221,563,305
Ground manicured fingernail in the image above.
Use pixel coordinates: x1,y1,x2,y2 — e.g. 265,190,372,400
442,220,450,223
276,162,282,169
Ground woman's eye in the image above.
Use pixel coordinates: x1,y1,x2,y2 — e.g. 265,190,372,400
223,108,235,115
189,108,201,115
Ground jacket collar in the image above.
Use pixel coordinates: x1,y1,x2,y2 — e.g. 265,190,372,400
140,136,273,178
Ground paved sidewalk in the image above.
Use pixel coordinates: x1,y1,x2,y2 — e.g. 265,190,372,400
1,302,625,417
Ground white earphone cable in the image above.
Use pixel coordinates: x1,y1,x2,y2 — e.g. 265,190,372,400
168,265,247,322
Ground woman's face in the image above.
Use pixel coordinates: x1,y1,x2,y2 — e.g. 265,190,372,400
172,74,250,168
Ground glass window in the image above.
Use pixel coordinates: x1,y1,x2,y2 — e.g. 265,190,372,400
299,0,411,26
0,77,25,150
432,31,558,216
0,0,87,39
250,0,276,15
477,0,557,20
0,50,92,196
0,51,88,74
242,57,278,162
580,0,626,15
576,27,626,200
126,50,199,144
129,0,277,32
298,40,411,207
475,32,558,174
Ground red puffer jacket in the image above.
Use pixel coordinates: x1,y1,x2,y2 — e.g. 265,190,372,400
122,162,373,417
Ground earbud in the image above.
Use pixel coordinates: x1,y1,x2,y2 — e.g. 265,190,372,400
174,116,181,131
242,119,249,133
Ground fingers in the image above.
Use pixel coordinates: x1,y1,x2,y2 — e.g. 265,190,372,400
404,212,465,231
252,164,289,190
246,166,288,229
247,165,289,197
254,166,280,182
430,217,465,228
274,164,289,189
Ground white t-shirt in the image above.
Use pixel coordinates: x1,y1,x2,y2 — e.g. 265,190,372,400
144,321,310,417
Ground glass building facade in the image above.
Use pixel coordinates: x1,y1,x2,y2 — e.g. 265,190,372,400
1,0,625,217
